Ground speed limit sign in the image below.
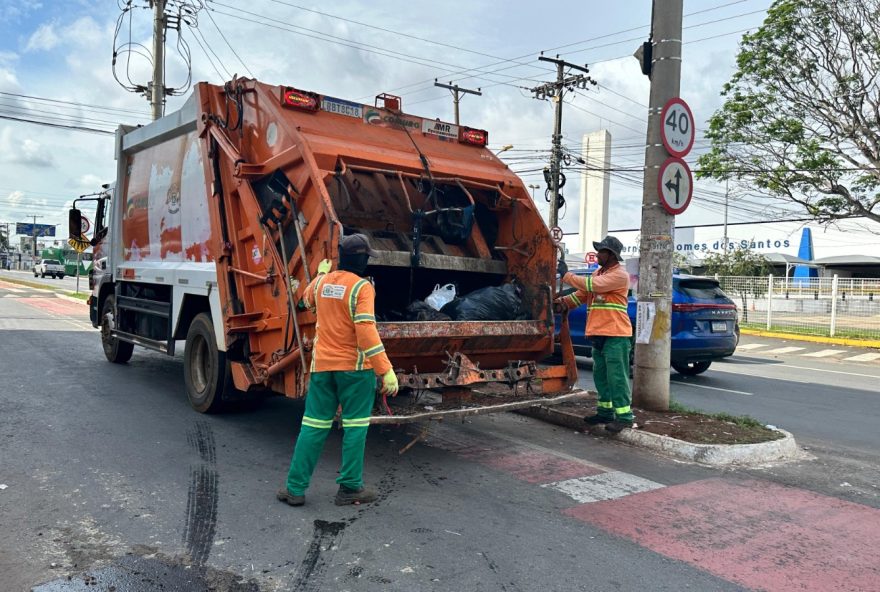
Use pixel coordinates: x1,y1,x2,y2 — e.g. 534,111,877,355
660,97,695,158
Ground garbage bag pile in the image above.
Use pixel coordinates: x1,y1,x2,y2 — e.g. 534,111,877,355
405,301,451,322
439,283,526,321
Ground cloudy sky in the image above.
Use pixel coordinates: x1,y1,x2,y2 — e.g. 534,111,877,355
4,0,854,252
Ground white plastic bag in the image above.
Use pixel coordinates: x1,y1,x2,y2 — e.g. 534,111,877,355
425,283,456,311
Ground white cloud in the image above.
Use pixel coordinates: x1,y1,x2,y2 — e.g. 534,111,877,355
0,128,55,167
76,174,104,189
7,190,25,206
25,22,60,52
0,1,42,22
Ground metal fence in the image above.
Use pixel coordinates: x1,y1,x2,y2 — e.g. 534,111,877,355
716,275,880,341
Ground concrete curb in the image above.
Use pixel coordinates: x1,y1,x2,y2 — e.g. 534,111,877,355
614,426,803,466
519,405,806,467
740,327,880,349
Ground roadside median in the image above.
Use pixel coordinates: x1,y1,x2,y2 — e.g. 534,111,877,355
0,274,88,305
520,394,807,467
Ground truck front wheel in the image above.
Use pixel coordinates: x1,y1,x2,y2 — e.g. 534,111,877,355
101,295,134,364
184,313,230,413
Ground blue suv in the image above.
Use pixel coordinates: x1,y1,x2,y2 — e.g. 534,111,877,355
558,272,739,375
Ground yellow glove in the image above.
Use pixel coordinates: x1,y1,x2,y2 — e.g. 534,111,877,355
381,370,399,396
317,259,332,275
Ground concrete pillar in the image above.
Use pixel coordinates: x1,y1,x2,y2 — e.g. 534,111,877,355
578,130,611,253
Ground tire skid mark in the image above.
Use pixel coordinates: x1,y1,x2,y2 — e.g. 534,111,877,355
187,420,217,465
480,551,518,592
182,421,219,566
290,520,346,592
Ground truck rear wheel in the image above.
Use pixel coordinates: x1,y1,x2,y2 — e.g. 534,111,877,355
101,295,134,364
184,313,230,413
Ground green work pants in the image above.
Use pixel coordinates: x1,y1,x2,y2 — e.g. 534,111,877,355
591,336,634,422
286,370,375,495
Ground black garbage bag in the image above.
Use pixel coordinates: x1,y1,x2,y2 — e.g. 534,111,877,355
440,283,525,321
406,301,452,322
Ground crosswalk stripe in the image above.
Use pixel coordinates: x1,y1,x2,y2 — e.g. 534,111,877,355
762,346,806,354
542,471,665,503
843,352,880,362
802,349,847,358
735,343,769,350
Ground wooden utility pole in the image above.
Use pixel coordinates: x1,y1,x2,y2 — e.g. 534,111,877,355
530,57,596,229
150,0,167,120
433,80,481,125
632,0,684,411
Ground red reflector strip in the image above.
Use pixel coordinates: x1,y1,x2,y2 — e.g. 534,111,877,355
281,87,320,111
459,126,488,146
672,303,737,312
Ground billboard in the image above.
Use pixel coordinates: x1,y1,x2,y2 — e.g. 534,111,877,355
15,223,56,237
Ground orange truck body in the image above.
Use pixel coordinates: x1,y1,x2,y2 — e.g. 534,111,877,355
84,78,581,419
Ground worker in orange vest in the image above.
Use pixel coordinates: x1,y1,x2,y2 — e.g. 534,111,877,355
278,234,399,507
555,236,634,432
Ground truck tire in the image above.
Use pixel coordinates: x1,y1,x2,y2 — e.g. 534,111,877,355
101,295,134,364
671,360,712,376
184,312,230,414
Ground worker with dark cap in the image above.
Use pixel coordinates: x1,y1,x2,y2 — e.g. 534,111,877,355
278,233,398,507
554,235,634,432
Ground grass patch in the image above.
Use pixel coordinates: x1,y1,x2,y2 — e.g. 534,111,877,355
669,398,766,429
64,291,90,301
740,322,880,342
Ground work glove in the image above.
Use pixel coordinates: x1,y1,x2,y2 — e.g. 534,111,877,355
381,370,399,396
553,300,568,314
296,299,309,311
557,258,568,277
317,259,332,275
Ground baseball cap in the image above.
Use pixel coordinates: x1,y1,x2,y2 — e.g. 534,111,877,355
339,233,379,257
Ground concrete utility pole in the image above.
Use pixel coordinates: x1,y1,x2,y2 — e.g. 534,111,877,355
530,56,596,229
433,80,481,125
150,0,167,120
632,0,683,411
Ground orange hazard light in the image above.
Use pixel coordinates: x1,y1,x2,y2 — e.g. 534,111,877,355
281,87,320,111
459,126,488,147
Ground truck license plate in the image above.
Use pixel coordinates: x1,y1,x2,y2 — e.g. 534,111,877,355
711,321,727,332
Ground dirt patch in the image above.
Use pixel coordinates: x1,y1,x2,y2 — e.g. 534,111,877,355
550,394,784,445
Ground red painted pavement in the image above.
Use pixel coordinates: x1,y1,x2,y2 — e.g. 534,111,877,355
21,297,88,317
428,433,605,485
479,449,604,484
565,478,880,591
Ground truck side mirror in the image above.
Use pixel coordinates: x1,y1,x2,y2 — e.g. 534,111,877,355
69,208,82,239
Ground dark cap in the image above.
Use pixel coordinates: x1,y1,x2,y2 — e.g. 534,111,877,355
339,233,379,257
592,235,624,262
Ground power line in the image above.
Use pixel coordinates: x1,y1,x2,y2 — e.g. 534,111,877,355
203,7,255,77
0,114,115,135
0,91,150,117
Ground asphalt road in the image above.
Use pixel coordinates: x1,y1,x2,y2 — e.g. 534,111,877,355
2,279,878,592
1,269,89,295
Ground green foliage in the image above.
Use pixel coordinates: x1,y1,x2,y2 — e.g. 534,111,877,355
697,0,880,224
702,246,769,277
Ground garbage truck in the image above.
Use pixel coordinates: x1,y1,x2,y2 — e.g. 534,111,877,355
70,78,585,421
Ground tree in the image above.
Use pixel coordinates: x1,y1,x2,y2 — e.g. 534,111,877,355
698,0,880,224
702,247,770,323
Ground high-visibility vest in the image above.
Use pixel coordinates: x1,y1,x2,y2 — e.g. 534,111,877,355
303,270,392,374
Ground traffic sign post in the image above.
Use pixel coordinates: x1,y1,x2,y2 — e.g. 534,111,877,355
584,251,598,265
657,157,693,215
659,97,695,158
550,226,564,244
